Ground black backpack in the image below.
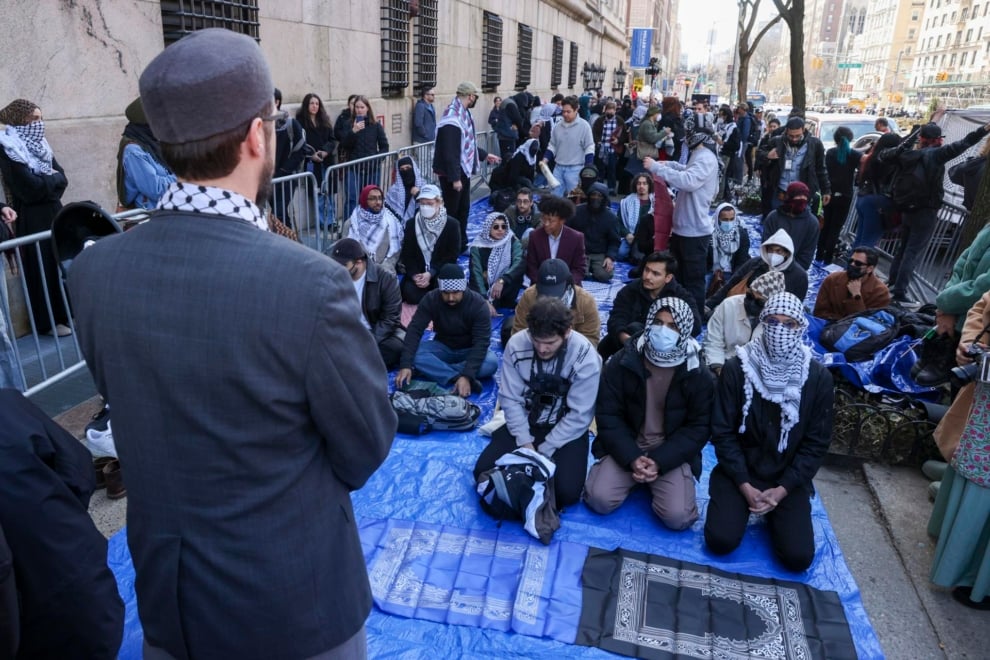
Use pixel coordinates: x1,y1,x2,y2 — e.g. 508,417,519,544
820,308,903,363
746,113,761,147
889,151,931,211
390,389,481,434
476,448,560,544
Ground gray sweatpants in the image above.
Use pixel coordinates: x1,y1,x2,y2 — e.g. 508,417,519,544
584,457,698,531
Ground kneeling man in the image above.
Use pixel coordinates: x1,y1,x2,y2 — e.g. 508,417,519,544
585,297,713,530
704,292,834,571
473,296,601,508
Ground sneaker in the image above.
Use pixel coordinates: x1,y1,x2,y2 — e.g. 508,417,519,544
891,297,922,311
86,403,111,434
927,480,941,501
48,323,72,337
83,421,117,458
922,460,948,482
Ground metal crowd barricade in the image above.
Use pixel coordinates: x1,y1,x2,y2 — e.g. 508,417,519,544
269,171,321,252
837,190,971,304
0,207,150,396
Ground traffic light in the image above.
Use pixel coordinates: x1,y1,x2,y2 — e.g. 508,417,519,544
936,71,949,82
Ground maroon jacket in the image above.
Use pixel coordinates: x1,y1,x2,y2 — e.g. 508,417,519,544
525,225,587,286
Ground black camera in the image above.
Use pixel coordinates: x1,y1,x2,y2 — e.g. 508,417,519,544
949,344,989,388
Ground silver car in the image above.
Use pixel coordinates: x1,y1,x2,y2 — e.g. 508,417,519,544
803,112,902,150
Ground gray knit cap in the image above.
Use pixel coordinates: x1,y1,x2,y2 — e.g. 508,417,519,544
139,28,274,143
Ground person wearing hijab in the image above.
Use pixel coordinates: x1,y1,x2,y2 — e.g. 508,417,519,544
706,228,808,312
469,212,524,313
397,184,462,305
705,291,834,571
343,184,403,275
0,99,71,336
384,155,425,223
762,181,820,270
115,97,176,211
703,270,784,376
706,202,750,296
586,296,713,530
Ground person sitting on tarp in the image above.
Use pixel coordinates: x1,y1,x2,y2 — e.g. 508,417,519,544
473,296,602,509
585,296,713,530
503,187,541,253
506,258,601,348
598,250,701,361
703,270,784,377
395,264,498,397
568,182,621,283
813,246,890,322
706,228,808,315
0,389,124,658
705,292,835,571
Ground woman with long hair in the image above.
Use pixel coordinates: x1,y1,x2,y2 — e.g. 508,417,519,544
818,125,862,264
0,99,71,336
469,211,524,312
295,92,336,184
341,95,389,217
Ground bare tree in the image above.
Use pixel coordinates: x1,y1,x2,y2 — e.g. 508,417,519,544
771,0,806,113
752,47,773,91
736,0,783,103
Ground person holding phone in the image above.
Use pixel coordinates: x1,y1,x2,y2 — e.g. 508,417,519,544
341,95,389,217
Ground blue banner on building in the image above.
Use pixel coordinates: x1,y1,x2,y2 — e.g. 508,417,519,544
630,28,653,68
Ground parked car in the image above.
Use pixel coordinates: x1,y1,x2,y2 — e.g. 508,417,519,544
804,113,903,150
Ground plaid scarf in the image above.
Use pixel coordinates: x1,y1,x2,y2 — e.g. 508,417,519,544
437,96,478,177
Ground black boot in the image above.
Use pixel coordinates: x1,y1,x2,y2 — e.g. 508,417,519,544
912,333,958,386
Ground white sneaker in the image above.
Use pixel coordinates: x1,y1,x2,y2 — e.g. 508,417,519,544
84,421,117,458
49,324,72,337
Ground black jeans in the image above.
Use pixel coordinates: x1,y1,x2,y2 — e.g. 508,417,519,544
669,233,710,313
704,465,815,572
473,425,590,509
439,173,471,252
818,194,851,266
889,207,938,300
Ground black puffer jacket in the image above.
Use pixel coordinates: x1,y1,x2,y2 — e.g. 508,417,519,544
606,277,702,341
340,118,389,161
360,261,404,346
593,343,714,478
711,357,833,493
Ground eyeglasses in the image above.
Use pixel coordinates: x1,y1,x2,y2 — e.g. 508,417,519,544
849,259,869,268
261,110,289,123
491,223,508,229
366,194,383,201
764,316,803,330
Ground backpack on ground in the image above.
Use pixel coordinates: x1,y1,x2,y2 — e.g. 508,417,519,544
820,308,903,363
476,448,560,544
390,387,481,434
889,151,930,211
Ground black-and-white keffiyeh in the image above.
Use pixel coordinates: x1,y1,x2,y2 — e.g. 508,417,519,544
513,138,540,167
384,156,426,222
415,204,448,268
438,274,467,292
636,296,700,370
436,96,479,177
735,292,811,453
473,212,514,290
711,202,741,272
348,192,403,260
0,122,53,174
157,181,267,231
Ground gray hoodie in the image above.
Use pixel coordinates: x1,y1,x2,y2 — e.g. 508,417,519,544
648,143,719,237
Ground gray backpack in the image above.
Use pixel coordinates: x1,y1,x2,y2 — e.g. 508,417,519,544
390,389,480,434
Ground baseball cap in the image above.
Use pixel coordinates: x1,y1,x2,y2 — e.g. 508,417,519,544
417,184,443,200
536,259,571,298
329,238,366,264
920,122,942,139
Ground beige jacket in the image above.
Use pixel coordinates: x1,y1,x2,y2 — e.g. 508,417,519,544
703,294,765,368
511,285,601,347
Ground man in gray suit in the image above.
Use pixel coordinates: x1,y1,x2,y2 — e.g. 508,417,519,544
68,28,396,660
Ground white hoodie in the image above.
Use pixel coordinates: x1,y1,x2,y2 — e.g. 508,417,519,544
759,228,796,272
648,143,719,238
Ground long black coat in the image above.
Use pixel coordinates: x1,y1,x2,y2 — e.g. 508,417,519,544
757,134,831,200
593,344,714,478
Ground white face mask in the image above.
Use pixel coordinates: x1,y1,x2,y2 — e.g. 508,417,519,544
647,325,680,353
768,253,786,268
419,204,438,219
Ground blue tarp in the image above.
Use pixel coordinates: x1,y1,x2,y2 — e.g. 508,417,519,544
106,199,885,659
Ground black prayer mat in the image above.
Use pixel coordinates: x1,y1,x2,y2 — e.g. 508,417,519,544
577,548,857,660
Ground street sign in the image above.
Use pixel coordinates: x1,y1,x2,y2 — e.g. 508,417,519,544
837,62,863,69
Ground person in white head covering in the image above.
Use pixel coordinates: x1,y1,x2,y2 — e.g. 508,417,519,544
703,270,785,375
705,228,808,312
585,296,714,530
705,291,835,572
469,211,524,312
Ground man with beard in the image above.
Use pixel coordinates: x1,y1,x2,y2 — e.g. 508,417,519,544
762,181,821,270
434,81,501,250
344,184,404,274
758,116,830,216
396,264,499,397
813,246,890,321
568,183,621,283
705,292,834,571
67,29,397,659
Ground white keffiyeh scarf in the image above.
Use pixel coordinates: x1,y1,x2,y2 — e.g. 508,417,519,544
415,205,449,268
636,296,700,370
0,122,53,174
348,201,402,261
472,212,514,291
157,181,267,231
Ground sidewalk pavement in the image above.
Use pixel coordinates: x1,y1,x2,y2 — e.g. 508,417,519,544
55,395,986,659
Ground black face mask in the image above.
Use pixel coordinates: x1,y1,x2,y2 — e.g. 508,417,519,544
846,265,865,280
605,112,615,119
399,166,416,189
588,196,605,211
744,293,765,318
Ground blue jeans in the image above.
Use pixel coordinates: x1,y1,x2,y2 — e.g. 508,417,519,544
0,278,25,391
553,164,583,197
853,193,893,249
413,340,499,386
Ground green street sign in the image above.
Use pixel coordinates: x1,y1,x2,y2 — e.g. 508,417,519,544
837,62,863,69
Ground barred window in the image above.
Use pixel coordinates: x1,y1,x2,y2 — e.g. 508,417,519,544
516,24,533,91
568,42,579,89
160,0,258,46
551,37,564,88
482,11,503,91
414,0,438,91
381,0,410,97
